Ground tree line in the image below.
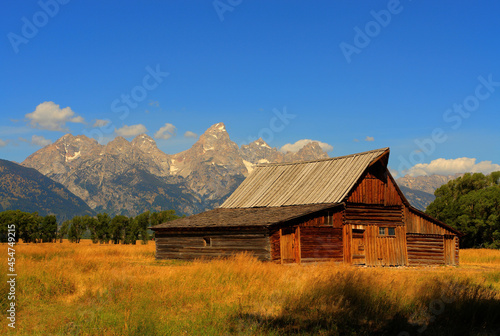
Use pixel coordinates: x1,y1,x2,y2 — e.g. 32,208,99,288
0,210,180,244
427,171,500,249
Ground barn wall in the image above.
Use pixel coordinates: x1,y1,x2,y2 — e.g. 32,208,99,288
270,208,345,264
406,233,445,266
155,228,271,261
299,209,343,228
344,204,407,266
366,226,407,266
344,204,403,226
270,229,281,263
404,207,447,234
347,169,403,206
299,227,343,263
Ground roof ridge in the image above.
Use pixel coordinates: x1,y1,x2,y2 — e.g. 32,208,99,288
257,147,389,167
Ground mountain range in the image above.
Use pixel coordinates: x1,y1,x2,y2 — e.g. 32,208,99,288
0,159,93,220
20,123,330,217
0,122,460,217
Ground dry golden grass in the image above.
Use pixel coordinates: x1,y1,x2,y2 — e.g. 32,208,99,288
0,242,499,335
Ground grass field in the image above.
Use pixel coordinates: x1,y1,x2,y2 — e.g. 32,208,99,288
1,242,499,335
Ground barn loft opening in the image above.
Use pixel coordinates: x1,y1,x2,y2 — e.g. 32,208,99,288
203,237,211,247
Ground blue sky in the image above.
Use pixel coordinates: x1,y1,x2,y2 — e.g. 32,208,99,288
1,0,499,177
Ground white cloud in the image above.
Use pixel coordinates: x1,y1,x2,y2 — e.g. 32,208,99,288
388,167,399,178
365,136,374,142
93,119,110,127
184,131,198,138
25,101,84,131
154,123,176,140
280,139,333,153
115,124,148,138
407,157,500,177
0,139,8,147
31,135,52,147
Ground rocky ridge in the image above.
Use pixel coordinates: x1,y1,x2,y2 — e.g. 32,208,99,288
22,122,329,216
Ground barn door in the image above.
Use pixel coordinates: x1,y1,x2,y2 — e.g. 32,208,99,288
444,236,455,265
281,227,299,263
352,229,366,265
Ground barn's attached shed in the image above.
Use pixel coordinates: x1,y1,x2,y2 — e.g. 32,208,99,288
151,148,462,266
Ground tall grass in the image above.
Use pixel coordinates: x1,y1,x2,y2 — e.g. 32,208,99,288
0,243,499,335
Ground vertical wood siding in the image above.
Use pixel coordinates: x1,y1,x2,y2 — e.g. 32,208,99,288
344,204,406,266
444,235,456,265
347,170,403,206
343,224,352,264
270,229,281,263
360,226,407,266
404,208,447,234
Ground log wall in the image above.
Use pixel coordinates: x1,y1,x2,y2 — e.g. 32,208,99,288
344,204,403,226
407,233,445,266
299,209,343,228
155,228,271,261
299,227,343,263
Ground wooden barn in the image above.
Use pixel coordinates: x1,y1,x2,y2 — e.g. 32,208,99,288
151,148,461,266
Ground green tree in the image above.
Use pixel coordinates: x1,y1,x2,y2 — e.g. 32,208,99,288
68,216,86,243
124,217,141,245
427,172,500,248
96,213,111,243
0,210,20,243
18,211,41,243
150,210,182,241
58,220,70,243
109,215,129,244
40,215,58,243
135,211,150,244
83,215,99,243
150,210,181,226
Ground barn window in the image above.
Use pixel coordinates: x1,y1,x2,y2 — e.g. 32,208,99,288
326,211,333,225
388,227,396,236
379,227,386,235
203,237,212,247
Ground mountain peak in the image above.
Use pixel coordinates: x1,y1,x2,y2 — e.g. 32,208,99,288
131,133,156,145
106,136,131,148
55,133,97,146
131,133,166,157
56,133,76,143
205,122,227,133
197,122,231,145
251,138,271,149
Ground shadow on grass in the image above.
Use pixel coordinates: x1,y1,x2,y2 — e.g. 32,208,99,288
229,270,500,336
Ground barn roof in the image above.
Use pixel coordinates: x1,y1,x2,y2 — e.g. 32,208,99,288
151,203,341,229
221,147,389,208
